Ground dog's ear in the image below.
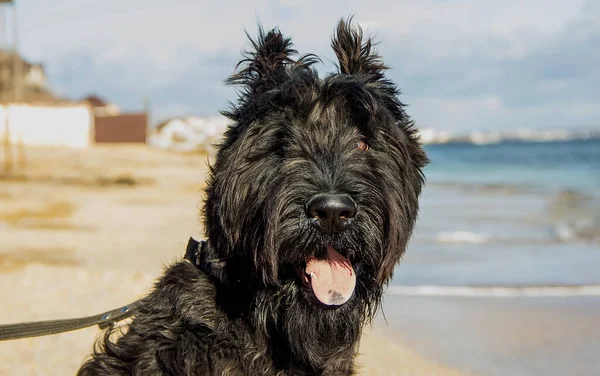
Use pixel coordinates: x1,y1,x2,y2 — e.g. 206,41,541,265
331,18,388,82
223,25,318,123
226,25,315,94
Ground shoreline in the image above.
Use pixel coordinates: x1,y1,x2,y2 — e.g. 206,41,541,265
386,284,600,297
376,294,600,376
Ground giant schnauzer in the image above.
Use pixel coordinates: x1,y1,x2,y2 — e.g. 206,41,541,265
78,18,427,376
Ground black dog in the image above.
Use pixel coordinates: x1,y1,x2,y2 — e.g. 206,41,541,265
78,19,427,375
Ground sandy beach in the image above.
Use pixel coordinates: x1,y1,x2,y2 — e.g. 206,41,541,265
0,145,466,376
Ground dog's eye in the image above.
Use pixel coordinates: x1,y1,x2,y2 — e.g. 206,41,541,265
356,140,369,152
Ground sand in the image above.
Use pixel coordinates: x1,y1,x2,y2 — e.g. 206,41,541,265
0,145,467,375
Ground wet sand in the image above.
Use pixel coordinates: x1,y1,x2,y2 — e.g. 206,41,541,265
378,294,600,376
0,145,466,375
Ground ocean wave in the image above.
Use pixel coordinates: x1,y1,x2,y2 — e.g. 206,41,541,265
386,285,600,297
547,189,600,244
552,220,600,243
436,231,489,244
427,181,534,195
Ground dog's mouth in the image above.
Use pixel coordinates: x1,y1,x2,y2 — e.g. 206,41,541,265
299,246,356,306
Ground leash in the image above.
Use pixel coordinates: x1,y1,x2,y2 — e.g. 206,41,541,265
0,302,139,341
0,237,209,342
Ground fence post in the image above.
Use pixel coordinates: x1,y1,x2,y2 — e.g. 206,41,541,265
2,108,12,175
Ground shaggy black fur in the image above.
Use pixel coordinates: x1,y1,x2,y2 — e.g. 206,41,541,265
78,18,428,376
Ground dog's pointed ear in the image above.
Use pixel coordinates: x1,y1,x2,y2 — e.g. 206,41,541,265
226,25,299,93
223,24,318,122
331,17,388,82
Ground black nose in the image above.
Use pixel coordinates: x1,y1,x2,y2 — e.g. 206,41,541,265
305,193,357,233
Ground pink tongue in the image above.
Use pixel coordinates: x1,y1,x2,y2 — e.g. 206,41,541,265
305,246,356,306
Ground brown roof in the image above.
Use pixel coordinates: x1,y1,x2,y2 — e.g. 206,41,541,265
82,95,109,107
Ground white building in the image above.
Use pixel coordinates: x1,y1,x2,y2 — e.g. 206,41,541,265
417,128,454,145
149,115,229,154
0,103,94,149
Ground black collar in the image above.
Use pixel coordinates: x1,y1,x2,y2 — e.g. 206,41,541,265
184,237,225,279
184,237,207,268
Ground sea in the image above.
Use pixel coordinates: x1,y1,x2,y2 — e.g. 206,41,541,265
383,138,600,375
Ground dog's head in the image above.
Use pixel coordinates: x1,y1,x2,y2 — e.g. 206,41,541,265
204,19,427,312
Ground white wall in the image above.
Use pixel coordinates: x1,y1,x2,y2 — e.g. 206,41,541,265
0,104,93,148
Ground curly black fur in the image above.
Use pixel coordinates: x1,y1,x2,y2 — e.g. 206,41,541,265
78,18,428,376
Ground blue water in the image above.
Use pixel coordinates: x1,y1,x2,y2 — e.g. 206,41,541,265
391,139,600,288
424,139,600,193
385,139,600,375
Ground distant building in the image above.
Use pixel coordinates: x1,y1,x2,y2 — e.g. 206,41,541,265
1,101,148,148
94,112,148,144
82,94,121,116
1,103,94,148
0,50,149,147
149,115,228,153
416,128,454,145
0,51,93,148
81,94,148,144
0,50,58,103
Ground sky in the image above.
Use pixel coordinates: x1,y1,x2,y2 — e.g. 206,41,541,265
11,0,600,132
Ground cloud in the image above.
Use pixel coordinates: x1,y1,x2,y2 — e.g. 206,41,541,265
15,0,600,130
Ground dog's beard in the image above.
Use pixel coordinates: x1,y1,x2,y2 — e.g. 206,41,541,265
252,210,384,369
252,266,380,370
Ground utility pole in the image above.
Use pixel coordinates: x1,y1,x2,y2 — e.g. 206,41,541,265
11,0,20,103
3,116,11,175
0,0,17,175
0,1,14,175
11,0,23,170
143,95,151,143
